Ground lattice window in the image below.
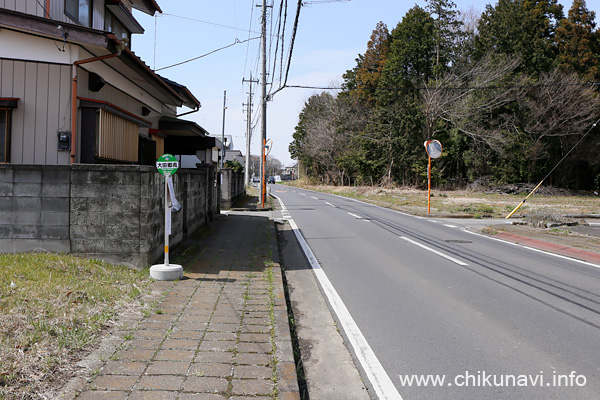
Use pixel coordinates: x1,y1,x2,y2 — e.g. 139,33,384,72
96,109,138,162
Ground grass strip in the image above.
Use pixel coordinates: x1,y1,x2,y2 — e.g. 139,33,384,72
0,253,150,399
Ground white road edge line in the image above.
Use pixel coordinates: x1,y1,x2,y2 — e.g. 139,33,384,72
400,236,469,266
274,196,403,400
462,229,600,269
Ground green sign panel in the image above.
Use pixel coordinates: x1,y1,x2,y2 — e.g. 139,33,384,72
156,154,179,176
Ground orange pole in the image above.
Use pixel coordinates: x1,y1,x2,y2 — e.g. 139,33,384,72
261,138,266,208
427,156,432,214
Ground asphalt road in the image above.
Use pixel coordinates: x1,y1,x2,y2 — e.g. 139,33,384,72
270,184,600,400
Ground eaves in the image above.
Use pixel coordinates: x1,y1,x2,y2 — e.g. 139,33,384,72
0,8,184,107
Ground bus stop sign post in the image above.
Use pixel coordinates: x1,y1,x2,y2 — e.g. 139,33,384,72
150,154,184,281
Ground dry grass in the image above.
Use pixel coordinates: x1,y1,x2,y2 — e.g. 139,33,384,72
0,253,151,399
291,182,599,218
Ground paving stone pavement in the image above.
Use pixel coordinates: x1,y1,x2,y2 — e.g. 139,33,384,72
60,212,299,400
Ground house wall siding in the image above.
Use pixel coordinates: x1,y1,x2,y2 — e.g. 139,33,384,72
0,0,106,28
1,0,58,19
0,59,71,165
79,68,152,118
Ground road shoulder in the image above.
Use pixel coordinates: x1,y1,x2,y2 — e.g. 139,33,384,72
276,222,372,400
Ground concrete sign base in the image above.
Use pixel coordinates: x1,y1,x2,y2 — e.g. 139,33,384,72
150,264,183,281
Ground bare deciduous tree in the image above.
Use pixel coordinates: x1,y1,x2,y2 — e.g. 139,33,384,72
421,54,526,149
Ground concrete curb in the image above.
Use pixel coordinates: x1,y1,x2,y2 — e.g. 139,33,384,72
268,217,301,399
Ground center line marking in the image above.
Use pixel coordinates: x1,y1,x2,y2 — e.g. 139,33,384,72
400,236,468,266
348,212,362,219
311,196,319,199
444,224,458,228
325,202,336,208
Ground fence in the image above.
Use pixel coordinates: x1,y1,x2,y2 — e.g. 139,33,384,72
0,164,218,267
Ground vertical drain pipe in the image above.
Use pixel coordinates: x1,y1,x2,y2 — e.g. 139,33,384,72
70,52,122,163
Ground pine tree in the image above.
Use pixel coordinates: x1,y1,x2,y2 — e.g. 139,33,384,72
555,0,600,80
474,0,564,76
426,0,463,78
353,22,391,105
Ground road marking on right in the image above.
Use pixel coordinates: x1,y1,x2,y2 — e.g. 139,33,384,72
400,236,468,266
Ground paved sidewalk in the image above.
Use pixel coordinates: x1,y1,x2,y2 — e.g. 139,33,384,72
60,211,299,400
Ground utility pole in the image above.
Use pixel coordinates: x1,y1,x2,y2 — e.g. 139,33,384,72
242,74,258,185
220,90,227,169
259,1,269,207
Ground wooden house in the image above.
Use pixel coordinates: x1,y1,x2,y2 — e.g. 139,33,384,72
0,0,209,166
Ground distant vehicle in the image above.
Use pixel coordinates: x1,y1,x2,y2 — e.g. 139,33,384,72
252,176,260,183
268,176,275,184
274,175,282,182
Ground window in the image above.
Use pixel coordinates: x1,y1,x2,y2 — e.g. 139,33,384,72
0,108,11,163
104,10,131,47
65,0,92,27
95,109,138,162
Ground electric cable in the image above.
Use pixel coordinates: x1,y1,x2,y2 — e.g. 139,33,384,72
161,13,261,34
269,0,285,88
282,81,600,91
155,36,261,71
268,0,302,99
35,0,67,51
505,117,600,218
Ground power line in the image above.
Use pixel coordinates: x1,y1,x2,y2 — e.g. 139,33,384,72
268,0,302,99
283,81,600,91
155,36,261,71
161,13,261,34
269,0,285,88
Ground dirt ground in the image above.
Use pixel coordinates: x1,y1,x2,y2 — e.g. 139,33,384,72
298,184,600,257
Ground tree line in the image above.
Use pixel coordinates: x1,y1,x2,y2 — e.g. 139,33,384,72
289,0,600,190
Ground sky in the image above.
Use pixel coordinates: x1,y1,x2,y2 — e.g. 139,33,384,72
131,0,598,167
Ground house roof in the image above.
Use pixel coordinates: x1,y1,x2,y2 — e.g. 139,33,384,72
130,0,162,15
159,75,201,111
0,8,195,109
158,116,220,155
159,116,208,137
165,136,219,155
106,0,145,34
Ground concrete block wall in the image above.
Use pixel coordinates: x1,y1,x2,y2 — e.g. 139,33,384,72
0,164,218,268
181,167,215,236
220,169,245,209
0,165,70,253
70,165,149,267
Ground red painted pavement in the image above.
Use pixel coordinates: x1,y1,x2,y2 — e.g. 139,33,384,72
495,232,600,265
